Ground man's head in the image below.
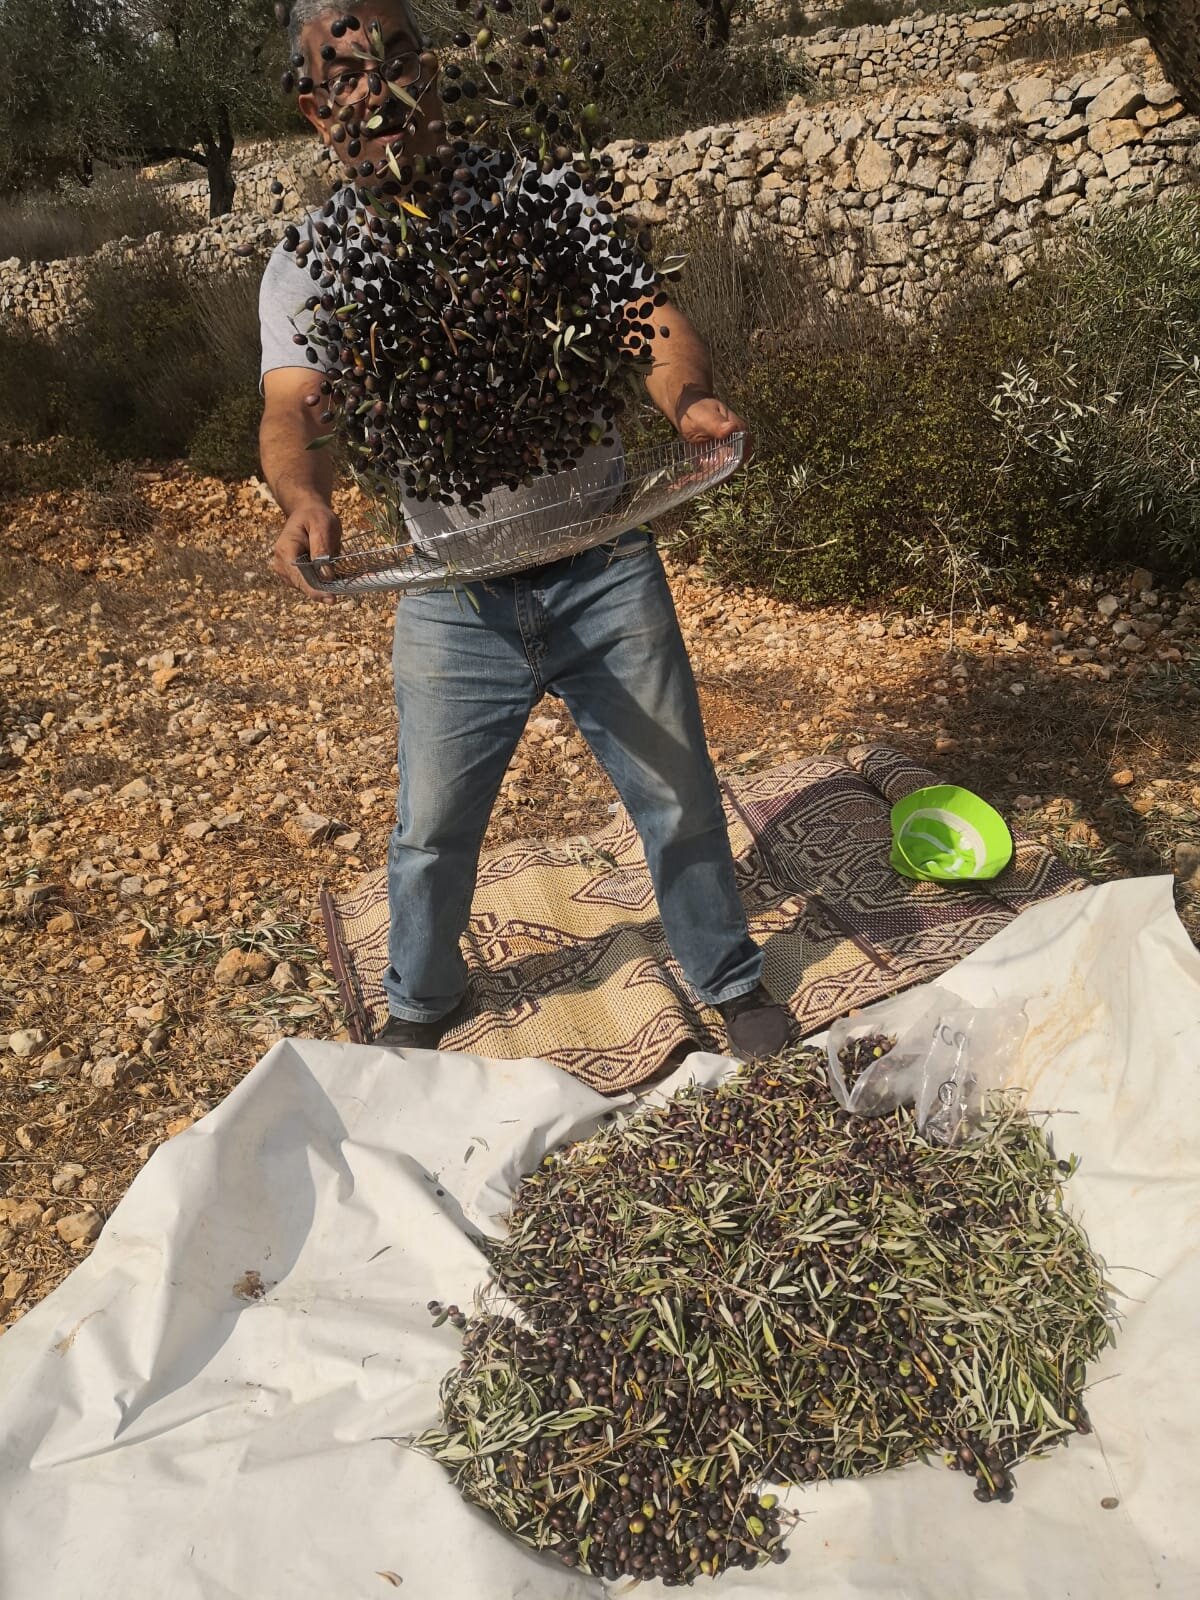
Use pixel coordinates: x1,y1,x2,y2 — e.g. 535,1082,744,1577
290,2,443,180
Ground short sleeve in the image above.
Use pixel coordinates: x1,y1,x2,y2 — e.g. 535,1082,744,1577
258,242,317,391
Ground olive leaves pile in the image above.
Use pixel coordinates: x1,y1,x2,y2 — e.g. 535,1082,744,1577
416,1049,1114,1584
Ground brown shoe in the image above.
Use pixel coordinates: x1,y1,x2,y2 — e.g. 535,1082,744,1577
718,985,793,1061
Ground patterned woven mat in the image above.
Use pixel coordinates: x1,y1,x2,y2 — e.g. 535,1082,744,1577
322,745,1082,1092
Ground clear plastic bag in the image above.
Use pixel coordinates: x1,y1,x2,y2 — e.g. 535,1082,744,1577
825,986,950,1117
826,989,1028,1144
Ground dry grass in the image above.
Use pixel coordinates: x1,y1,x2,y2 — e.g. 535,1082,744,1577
996,16,1140,70
0,168,192,263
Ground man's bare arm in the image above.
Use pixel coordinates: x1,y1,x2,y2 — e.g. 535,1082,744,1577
260,367,343,601
636,299,751,458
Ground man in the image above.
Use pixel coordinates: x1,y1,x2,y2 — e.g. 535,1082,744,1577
259,0,792,1059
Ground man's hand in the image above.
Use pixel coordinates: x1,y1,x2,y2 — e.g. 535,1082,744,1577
261,368,343,603
270,498,344,603
677,395,753,463
636,300,752,465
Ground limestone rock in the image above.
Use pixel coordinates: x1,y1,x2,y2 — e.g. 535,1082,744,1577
1085,75,1145,126
803,126,836,164
1043,192,1080,218
283,810,341,848
866,223,907,265
269,960,304,993
1088,118,1143,154
1009,75,1050,115
1001,152,1053,203
213,948,273,987
1175,843,1200,887
1074,67,1122,106
89,1057,126,1088
1046,114,1088,143
966,18,1007,40
14,881,58,917
56,1211,102,1249
965,142,1007,184
854,139,894,192
40,1045,79,1076
0,1199,43,1231
7,1027,47,1058
2,1269,30,1303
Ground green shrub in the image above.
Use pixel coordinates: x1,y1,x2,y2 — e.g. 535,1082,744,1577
80,460,156,535
788,0,1031,34
995,15,1138,71
683,302,1078,607
0,435,109,495
591,1,812,139
989,200,1200,573
666,200,1200,606
790,1,911,35
456,0,811,143
0,251,262,484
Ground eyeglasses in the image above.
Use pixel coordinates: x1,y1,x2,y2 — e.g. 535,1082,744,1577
319,50,425,109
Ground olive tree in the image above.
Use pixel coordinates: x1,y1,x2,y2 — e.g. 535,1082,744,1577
0,0,290,215
0,0,121,193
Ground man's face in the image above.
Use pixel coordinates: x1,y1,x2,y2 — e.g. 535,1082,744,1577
297,4,443,180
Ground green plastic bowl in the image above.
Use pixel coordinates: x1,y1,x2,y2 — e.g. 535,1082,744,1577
889,785,1013,883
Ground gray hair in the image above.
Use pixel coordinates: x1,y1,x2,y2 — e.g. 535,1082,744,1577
287,1,427,66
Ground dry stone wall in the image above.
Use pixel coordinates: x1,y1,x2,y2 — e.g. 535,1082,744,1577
752,0,911,26
165,141,328,223
612,40,1195,308
777,0,1132,91
1,40,1195,329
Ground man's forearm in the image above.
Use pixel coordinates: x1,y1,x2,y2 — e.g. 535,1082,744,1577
638,300,716,429
260,404,335,516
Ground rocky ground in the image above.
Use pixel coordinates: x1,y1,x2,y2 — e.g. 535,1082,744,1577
2,463,1198,1330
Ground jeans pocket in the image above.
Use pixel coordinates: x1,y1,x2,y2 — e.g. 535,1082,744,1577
606,529,654,561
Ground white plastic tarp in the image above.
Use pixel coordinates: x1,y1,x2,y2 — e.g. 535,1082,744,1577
1,876,1198,1600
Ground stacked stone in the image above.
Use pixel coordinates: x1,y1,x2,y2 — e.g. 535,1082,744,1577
167,143,329,222
0,214,281,331
605,40,1195,308
752,0,919,26
774,0,1132,93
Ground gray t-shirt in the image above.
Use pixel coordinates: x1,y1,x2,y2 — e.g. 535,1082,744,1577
259,159,653,552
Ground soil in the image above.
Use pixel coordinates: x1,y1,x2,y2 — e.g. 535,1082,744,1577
2,463,1198,1330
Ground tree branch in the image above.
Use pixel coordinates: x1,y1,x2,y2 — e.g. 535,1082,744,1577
132,143,207,168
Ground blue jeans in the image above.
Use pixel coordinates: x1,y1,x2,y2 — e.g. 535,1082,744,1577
383,528,763,1022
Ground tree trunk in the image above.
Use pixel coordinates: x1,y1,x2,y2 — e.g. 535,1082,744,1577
1126,0,1200,114
204,108,238,219
204,148,236,217
692,0,734,49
